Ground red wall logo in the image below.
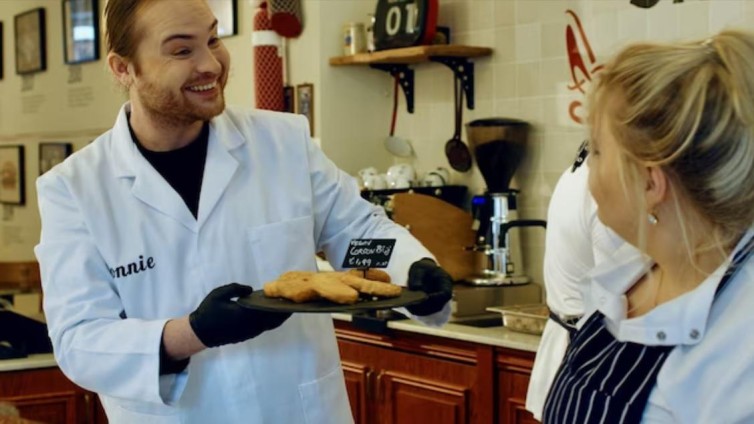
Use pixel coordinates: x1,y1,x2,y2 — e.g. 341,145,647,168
565,9,603,125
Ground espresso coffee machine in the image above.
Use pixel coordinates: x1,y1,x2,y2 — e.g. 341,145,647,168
464,118,546,286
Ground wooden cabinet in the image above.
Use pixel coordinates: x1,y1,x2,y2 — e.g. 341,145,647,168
335,320,540,424
341,360,371,424
0,367,106,424
495,348,538,424
335,320,494,424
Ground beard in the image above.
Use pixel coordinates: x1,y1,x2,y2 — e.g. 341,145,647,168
133,73,227,128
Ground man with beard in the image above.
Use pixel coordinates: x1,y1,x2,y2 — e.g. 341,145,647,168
33,1,453,423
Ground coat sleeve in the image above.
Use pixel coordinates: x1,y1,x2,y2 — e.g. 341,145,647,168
34,172,180,405
297,116,450,325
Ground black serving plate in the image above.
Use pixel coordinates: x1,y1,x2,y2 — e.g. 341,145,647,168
238,288,427,313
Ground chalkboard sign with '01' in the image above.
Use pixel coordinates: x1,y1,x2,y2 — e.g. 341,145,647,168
341,239,396,269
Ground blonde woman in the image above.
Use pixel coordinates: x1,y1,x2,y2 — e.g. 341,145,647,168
542,30,754,423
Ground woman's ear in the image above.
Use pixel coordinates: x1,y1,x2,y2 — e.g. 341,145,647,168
107,52,132,89
645,165,668,210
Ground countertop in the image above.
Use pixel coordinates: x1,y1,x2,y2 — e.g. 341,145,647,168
332,313,541,352
0,353,57,372
0,315,541,372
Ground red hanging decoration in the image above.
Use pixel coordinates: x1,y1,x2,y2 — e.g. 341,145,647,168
252,2,285,111
268,0,304,38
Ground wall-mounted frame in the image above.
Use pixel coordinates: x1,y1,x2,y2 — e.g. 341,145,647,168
14,8,47,75
39,142,73,176
0,146,25,205
207,0,238,38
62,0,100,64
296,83,314,136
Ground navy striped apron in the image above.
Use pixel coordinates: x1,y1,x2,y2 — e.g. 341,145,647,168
542,237,754,423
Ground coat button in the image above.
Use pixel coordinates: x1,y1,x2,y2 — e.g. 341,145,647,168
689,329,700,340
656,331,666,341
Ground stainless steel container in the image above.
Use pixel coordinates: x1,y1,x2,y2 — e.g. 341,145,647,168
486,304,549,335
450,284,542,318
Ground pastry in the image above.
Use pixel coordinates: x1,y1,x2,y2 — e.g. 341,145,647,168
346,268,391,283
339,272,401,297
263,270,401,304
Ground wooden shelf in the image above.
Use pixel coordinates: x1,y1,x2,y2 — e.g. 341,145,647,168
330,45,493,66
329,45,493,114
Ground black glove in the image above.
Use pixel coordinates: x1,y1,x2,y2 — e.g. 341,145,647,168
406,258,453,316
189,283,291,348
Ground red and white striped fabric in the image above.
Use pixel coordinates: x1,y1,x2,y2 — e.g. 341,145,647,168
253,2,284,111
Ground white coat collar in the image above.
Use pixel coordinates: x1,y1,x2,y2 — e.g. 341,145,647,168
109,103,245,232
584,230,754,346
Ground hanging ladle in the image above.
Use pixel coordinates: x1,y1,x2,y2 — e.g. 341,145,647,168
384,76,414,157
445,76,472,172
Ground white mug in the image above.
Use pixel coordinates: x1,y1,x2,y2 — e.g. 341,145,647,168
363,173,387,190
358,166,379,180
391,176,412,189
387,164,416,186
357,167,379,189
421,172,445,187
433,167,450,184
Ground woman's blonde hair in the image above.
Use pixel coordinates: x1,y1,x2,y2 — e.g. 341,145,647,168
588,30,754,259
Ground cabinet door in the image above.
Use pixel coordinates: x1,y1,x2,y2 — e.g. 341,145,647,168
335,321,493,424
379,370,470,424
496,349,538,424
0,368,102,424
342,361,371,424
10,392,79,424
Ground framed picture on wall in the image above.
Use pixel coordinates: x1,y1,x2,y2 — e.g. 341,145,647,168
207,0,238,38
14,8,47,75
296,83,314,136
39,142,73,176
0,146,25,205
62,0,100,64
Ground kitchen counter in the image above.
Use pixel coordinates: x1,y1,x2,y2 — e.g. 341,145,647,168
332,313,541,352
0,318,540,373
0,353,56,372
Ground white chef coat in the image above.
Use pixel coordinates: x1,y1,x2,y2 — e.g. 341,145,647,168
525,164,624,420
35,104,449,424
581,230,754,423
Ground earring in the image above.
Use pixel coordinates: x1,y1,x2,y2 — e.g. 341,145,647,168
648,212,659,225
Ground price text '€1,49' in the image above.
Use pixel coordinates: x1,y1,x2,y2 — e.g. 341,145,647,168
342,239,396,269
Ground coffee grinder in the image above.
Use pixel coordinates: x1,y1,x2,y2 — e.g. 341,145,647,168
464,118,546,286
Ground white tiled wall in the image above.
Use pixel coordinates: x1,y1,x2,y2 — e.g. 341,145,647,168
389,0,754,285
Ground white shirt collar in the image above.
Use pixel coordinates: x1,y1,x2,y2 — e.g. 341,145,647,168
582,229,754,347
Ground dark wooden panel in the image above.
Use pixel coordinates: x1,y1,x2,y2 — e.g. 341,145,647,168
382,371,469,424
0,367,105,424
335,320,530,424
0,368,75,396
495,348,536,424
335,320,479,364
0,262,41,292
342,361,371,424
12,392,77,424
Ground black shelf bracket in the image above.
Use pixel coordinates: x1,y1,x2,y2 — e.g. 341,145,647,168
430,56,476,110
369,63,415,114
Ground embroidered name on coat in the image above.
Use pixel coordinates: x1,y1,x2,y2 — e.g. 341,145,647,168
110,255,155,279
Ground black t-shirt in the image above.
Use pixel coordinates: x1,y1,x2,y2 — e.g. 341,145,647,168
130,122,209,219
127,120,209,374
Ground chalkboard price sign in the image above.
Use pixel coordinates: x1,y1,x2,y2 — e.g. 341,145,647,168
341,239,396,269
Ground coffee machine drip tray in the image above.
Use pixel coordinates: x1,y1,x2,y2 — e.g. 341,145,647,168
462,273,530,286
